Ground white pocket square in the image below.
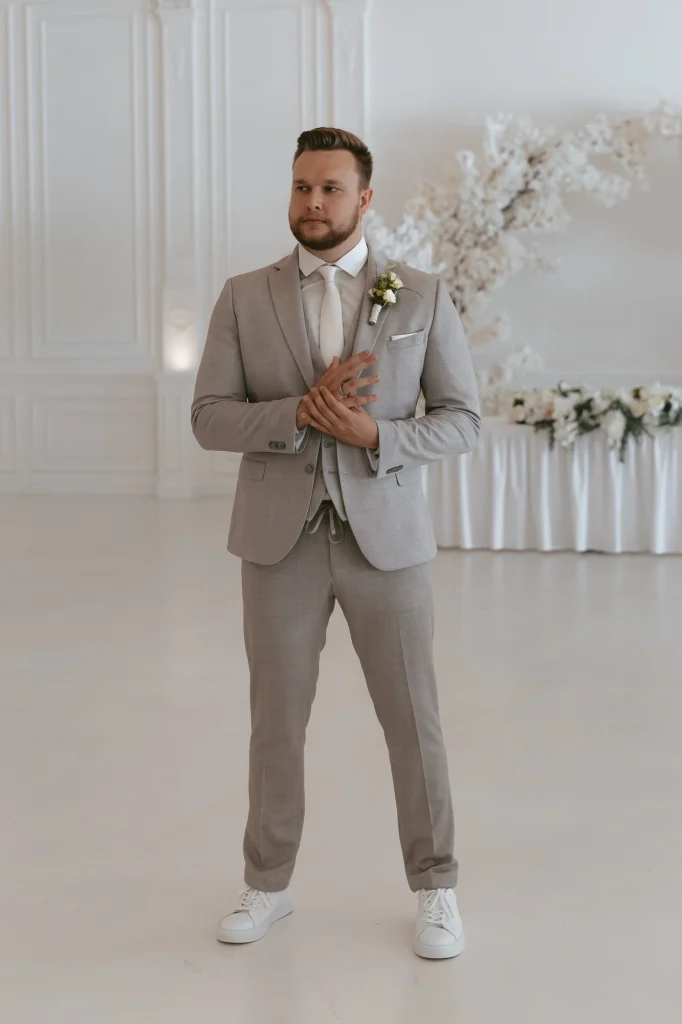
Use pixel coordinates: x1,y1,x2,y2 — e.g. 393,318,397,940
387,330,426,350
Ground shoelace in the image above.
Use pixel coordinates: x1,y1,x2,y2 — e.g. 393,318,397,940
236,886,270,914
420,888,453,927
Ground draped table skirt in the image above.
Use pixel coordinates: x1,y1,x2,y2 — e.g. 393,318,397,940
426,417,682,553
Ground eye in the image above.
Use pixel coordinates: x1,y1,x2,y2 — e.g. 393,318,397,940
296,186,310,193
324,187,340,193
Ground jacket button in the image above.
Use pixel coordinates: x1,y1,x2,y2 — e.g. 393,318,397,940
305,464,314,474
324,440,333,448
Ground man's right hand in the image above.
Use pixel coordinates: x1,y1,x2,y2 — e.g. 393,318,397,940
296,351,380,430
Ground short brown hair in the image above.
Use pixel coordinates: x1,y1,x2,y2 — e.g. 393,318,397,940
293,127,373,189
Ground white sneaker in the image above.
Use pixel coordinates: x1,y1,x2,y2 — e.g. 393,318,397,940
216,885,294,944
413,887,465,959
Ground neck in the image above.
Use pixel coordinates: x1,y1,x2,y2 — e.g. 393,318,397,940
304,229,364,265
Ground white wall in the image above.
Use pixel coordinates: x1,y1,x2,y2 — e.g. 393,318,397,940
1,0,680,498
0,0,345,496
367,0,682,388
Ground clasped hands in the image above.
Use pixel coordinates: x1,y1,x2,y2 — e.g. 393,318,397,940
296,350,380,449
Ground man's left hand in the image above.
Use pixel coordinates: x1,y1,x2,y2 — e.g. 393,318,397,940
299,386,380,449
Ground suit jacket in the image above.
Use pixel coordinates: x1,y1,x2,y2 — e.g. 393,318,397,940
191,241,481,571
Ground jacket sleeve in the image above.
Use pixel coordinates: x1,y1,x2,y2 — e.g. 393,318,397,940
191,277,304,454
370,277,481,479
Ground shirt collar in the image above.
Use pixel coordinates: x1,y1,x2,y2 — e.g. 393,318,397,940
298,235,368,279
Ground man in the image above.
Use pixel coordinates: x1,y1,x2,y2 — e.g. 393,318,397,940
191,127,480,959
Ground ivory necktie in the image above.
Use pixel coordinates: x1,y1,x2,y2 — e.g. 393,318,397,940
318,264,344,367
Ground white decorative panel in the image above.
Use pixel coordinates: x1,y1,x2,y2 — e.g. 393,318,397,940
29,396,156,475
0,397,17,472
327,0,368,137
0,5,12,360
212,1,316,282
25,3,151,360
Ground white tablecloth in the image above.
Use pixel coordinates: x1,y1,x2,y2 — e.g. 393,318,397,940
426,417,682,553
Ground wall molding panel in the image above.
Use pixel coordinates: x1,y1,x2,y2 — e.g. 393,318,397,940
0,397,17,473
326,0,368,137
0,0,370,497
24,1,155,361
0,4,14,360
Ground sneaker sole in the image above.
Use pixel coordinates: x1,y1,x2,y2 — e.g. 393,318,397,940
413,931,465,959
216,901,294,944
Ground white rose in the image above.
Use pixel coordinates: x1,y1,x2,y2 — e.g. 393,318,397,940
629,399,646,418
392,277,404,289
554,396,576,419
511,405,526,423
604,409,627,444
555,420,579,446
383,289,397,304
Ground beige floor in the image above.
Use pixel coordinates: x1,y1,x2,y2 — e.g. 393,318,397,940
1,494,681,1023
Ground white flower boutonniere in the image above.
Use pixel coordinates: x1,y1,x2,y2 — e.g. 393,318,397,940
368,260,404,325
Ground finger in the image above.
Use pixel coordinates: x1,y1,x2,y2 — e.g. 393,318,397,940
337,352,376,378
301,413,332,434
310,386,340,414
299,405,333,434
351,374,380,391
306,391,338,430
349,351,379,373
319,386,350,418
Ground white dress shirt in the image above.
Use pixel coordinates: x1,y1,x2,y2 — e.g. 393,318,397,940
294,235,379,469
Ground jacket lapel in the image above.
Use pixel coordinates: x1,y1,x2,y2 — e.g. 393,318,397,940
351,243,392,357
268,247,315,390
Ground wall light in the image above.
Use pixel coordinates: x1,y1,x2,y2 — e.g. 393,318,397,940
164,307,196,371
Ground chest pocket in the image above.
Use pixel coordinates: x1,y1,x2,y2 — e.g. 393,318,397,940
387,330,426,351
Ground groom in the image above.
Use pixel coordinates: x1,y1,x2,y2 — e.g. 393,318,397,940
191,127,480,959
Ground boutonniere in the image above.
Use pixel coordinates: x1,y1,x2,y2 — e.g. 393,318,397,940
368,261,404,325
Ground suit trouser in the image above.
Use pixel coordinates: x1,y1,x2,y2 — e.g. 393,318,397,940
240,501,458,894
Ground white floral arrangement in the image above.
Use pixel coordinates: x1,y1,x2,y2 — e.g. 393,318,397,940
505,381,682,461
364,101,682,400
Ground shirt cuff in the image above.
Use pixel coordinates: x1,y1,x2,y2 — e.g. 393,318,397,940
294,426,310,453
365,445,380,473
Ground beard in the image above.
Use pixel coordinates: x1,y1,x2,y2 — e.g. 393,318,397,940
290,207,361,251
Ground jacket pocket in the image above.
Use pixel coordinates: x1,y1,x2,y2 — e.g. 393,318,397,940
396,467,424,487
240,457,266,481
387,330,426,350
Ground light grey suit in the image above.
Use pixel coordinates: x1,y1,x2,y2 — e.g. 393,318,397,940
191,240,481,894
191,243,480,571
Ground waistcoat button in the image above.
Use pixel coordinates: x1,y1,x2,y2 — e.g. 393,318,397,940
305,464,314,474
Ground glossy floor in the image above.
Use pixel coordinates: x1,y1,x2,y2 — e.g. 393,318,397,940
1,495,681,1023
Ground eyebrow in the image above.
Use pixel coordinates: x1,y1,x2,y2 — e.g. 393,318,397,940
294,178,345,187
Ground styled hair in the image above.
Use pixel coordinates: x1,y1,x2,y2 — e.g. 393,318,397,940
293,127,373,189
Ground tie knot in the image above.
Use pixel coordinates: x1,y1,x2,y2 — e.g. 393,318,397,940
319,264,338,283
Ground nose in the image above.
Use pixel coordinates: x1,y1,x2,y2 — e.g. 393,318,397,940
306,188,323,211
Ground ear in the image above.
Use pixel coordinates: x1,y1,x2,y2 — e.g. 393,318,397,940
360,187,374,214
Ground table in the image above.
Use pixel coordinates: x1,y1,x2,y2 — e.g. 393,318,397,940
426,417,682,553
